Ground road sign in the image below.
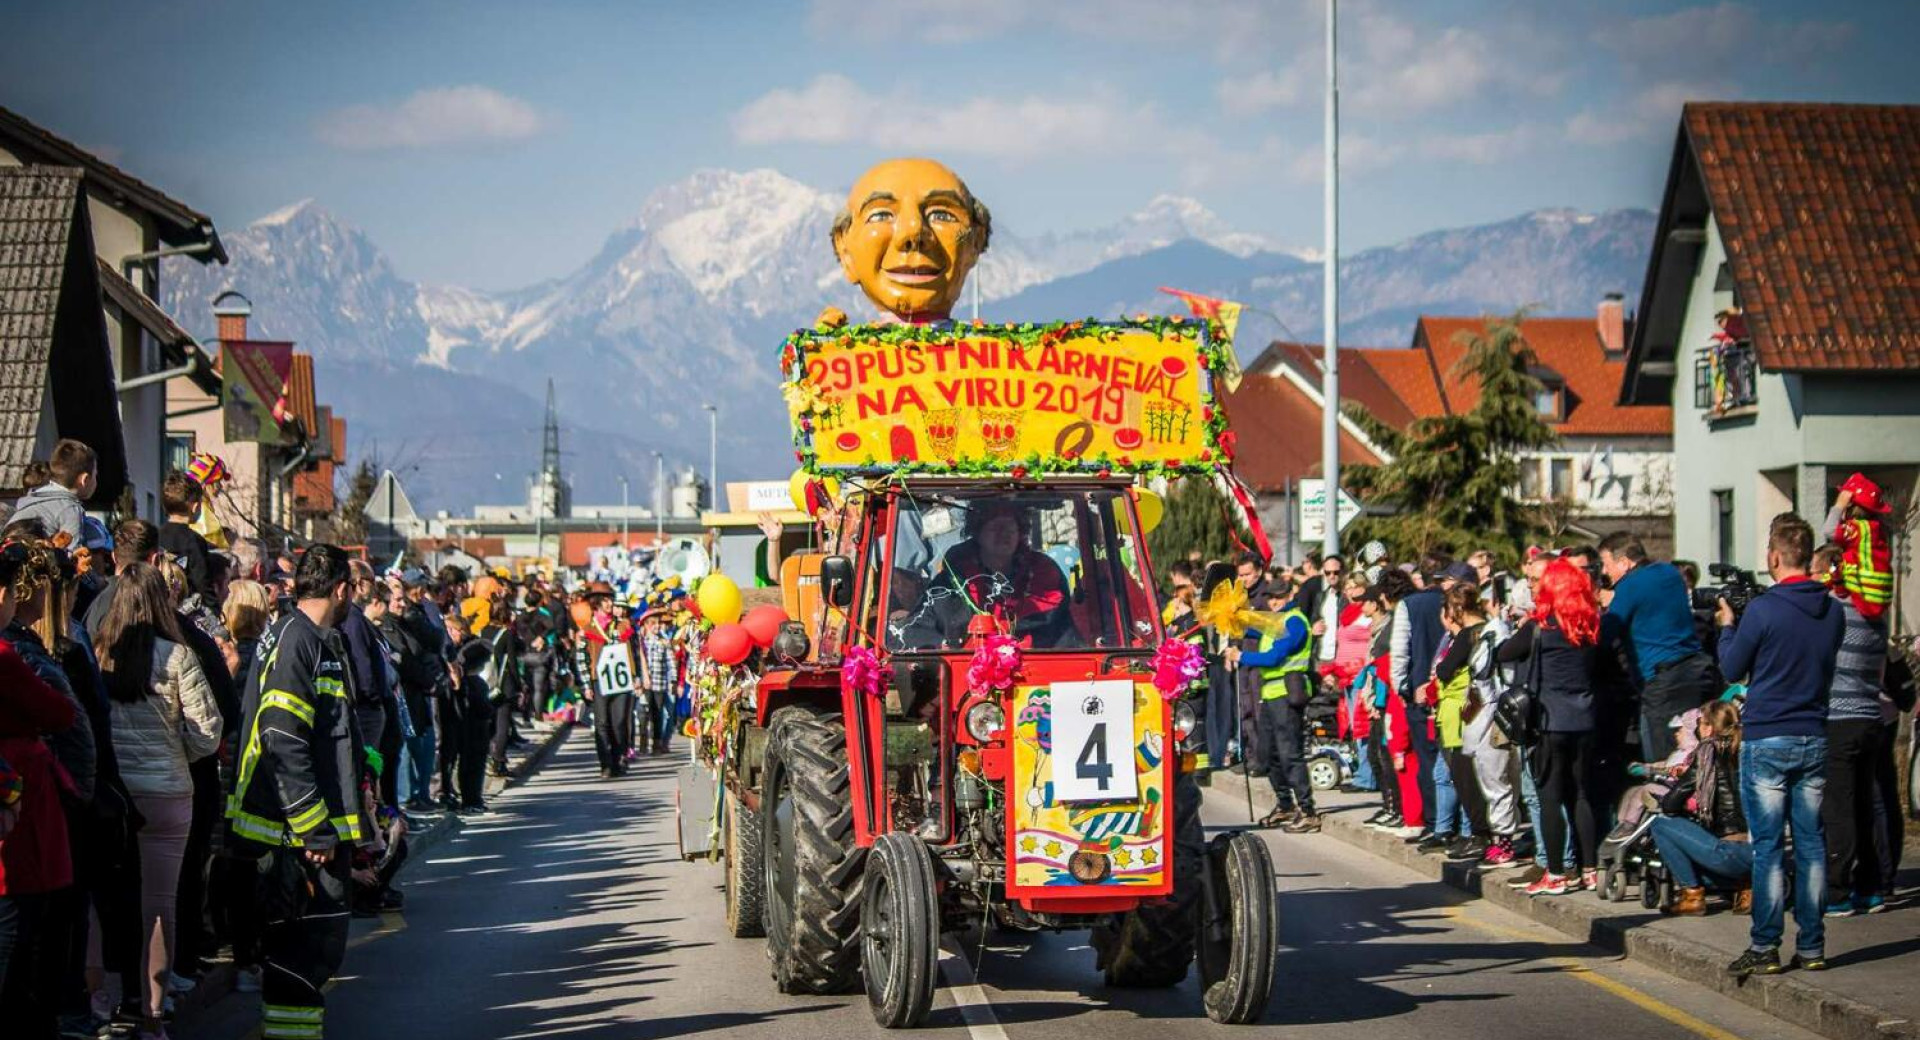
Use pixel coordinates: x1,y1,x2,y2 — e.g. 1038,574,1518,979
1297,478,1361,543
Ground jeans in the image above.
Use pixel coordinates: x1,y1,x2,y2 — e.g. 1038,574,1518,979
1743,734,1827,955
1431,751,1461,837
399,728,436,805
1351,737,1378,791
1649,816,1753,889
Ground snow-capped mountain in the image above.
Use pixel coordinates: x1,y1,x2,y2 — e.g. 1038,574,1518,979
162,171,1653,512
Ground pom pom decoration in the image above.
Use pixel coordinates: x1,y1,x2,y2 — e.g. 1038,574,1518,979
1151,638,1206,700
842,644,891,700
967,633,1024,694
742,603,789,648
695,574,743,626
705,623,753,666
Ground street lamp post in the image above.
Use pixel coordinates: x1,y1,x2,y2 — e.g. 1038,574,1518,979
702,403,718,510
652,451,665,541
1321,0,1342,557
619,476,630,546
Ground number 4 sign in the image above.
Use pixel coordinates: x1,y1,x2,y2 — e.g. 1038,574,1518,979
1049,680,1137,803
595,643,636,696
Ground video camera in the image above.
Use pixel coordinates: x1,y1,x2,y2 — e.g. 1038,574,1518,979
1691,562,1763,619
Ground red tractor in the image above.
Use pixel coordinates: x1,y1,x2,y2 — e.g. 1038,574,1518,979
682,474,1278,1027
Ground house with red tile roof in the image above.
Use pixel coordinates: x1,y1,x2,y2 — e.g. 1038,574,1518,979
1228,296,1674,558
1620,102,1920,622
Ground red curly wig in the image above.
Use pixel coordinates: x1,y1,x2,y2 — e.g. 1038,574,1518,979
1532,557,1600,647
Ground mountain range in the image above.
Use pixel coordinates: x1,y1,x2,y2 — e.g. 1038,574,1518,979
162,170,1655,513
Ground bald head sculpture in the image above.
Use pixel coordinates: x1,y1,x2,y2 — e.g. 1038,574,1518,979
831,158,992,324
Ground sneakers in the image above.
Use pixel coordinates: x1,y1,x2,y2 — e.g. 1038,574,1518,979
1788,952,1829,972
1727,947,1783,977
1580,868,1600,892
235,966,262,994
1390,825,1425,839
1824,898,1858,918
1480,838,1520,869
1524,872,1571,896
1364,810,1391,827
1449,836,1489,861
1507,864,1547,889
1257,807,1294,830
1416,833,1453,854
165,972,197,995
1860,893,1887,914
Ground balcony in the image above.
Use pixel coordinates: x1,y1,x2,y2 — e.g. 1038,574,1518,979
1694,339,1758,421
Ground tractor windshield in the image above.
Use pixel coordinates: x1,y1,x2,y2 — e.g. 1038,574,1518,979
882,487,1160,652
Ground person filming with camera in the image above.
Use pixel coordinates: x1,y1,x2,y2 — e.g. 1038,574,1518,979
1715,514,1843,977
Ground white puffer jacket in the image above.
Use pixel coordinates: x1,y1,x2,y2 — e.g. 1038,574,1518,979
109,638,222,798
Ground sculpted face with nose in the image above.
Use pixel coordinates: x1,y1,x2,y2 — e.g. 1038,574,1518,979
831,158,991,323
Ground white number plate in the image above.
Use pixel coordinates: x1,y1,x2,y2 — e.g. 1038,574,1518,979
1049,680,1137,803
595,643,636,695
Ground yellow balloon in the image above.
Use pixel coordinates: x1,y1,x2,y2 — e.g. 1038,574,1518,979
696,573,744,626
1133,488,1164,534
788,469,841,514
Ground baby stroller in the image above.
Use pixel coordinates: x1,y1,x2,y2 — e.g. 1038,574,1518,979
1597,789,1671,908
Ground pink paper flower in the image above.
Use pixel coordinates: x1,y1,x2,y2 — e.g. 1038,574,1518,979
968,633,1024,693
1151,638,1206,700
844,645,891,700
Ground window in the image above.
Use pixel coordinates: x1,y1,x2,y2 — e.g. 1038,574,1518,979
1533,386,1564,421
1519,459,1544,500
1549,459,1574,499
165,433,195,476
1713,489,1735,566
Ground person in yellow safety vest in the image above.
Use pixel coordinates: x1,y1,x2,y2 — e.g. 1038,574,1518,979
227,545,366,1040
1827,473,1894,622
1233,581,1320,833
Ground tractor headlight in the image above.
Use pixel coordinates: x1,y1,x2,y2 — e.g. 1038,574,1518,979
1172,701,1197,742
965,701,1007,742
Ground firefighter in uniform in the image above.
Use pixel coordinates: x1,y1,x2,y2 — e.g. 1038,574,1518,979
1236,583,1319,833
1829,472,1894,621
227,545,365,1040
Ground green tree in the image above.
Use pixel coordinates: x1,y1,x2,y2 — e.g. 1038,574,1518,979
1342,311,1559,564
331,458,379,547
1147,477,1249,579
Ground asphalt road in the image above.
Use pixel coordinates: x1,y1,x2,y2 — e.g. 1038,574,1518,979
184,732,1824,1040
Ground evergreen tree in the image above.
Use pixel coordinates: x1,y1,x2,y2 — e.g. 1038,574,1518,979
1147,477,1248,578
332,458,379,547
1342,312,1559,564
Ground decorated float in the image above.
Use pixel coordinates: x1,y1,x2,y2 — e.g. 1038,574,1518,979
674,157,1278,1028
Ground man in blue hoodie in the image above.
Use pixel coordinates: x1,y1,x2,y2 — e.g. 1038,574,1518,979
1716,514,1843,977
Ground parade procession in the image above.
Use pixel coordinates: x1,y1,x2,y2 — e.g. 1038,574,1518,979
2,5,1919,1040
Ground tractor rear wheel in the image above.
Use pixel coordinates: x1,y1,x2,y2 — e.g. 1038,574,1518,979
761,707,865,994
1091,773,1203,988
1197,831,1279,1024
724,787,765,938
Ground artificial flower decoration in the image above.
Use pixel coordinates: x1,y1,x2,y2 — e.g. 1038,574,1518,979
843,644,892,700
967,633,1024,694
1150,638,1206,701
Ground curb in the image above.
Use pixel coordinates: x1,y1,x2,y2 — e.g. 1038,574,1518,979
172,721,573,1025
1210,768,1920,1040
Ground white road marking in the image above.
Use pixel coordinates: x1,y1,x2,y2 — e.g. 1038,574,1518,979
939,942,1011,1040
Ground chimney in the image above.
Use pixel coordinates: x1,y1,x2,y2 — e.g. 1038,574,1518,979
212,290,252,342
1597,292,1625,357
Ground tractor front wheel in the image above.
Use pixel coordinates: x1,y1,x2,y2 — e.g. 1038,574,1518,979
761,707,864,994
1196,831,1278,1024
861,832,941,1028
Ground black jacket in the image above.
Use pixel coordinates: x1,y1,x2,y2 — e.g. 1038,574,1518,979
228,611,364,853
376,612,436,733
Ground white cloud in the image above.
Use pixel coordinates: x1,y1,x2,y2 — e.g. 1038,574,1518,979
315,86,548,152
1565,80,1740,146
1595,2,1853,69
730,74,1153,162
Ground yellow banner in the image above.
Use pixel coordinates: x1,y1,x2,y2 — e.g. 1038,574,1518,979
781,320,1225,475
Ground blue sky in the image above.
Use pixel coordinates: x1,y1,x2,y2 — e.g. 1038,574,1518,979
4,0,1912,290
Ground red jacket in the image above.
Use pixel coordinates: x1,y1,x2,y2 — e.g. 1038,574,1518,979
0,633,76,895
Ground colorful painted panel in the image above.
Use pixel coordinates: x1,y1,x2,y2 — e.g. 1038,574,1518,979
1007,681,1170,895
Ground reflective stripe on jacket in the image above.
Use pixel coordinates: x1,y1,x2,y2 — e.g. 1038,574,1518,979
1257,609,1313,700
227,611,364,852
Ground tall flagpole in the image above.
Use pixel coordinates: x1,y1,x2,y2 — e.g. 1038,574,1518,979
1321,0,1342,557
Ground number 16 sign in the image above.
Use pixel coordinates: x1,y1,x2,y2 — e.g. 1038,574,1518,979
1049,680,1137,803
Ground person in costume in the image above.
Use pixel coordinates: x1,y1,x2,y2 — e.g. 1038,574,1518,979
932,503,1072,647
1825,472,1894,622
579,582,636,777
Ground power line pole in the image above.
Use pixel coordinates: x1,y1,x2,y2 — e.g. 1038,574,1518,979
1321,0,1342,557
703,403,718,510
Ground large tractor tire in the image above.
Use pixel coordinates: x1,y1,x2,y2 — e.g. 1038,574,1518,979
861,832,941,1028
724,788,766,938
761,707,865,994
1196,831,1278,1024
1092,773,1204,988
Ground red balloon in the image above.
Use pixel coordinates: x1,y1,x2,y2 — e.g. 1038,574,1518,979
742,604,790,648
706,623,753,666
